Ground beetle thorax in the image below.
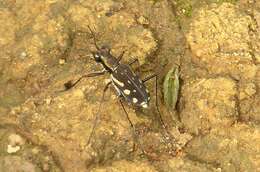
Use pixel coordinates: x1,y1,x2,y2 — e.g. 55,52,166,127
100,54,119,71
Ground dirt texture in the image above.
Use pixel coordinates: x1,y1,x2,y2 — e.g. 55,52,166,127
0,0,259,172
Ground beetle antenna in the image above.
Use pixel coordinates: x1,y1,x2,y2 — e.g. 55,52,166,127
87,25,100,51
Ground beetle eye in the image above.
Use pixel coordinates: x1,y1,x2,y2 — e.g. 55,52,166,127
92,53,101,62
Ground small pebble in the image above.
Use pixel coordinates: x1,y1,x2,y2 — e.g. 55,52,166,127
59,59,66,65
245,83,256,96
8,134,25,146
20,51,27,58
7,145,20,153
137,16,149,25
45,98,52,105
32,147,40,154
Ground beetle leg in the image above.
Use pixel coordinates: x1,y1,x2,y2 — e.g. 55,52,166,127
128,58,139,66
87,81,112,145
142,73,156,83
63,69,107,91
128,58,141,74
119,99,147,156
143,73,177,156
117,51,125,62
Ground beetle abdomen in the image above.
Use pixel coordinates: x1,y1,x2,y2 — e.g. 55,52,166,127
111,64,150,108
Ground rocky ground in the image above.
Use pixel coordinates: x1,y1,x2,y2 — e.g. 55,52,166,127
0,0,259,172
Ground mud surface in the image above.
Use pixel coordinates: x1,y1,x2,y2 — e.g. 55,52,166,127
0,0,259,172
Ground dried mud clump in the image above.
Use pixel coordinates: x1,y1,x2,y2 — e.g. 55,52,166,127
186,123,260,171
181,2,260,171
0,128,61,172
181,77,238,134
186,3,257,80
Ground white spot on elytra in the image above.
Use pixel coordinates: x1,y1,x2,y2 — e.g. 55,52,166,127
123,89,131,95
111,75,124,87
141,102,148,108
133,98,138,103
142,104,148,108
133,89,136,93
127,80,131,84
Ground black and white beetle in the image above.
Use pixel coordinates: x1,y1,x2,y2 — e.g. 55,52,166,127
64,27,175,155
93,47,151,108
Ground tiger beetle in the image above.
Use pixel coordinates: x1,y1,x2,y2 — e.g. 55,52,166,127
63,26,176,155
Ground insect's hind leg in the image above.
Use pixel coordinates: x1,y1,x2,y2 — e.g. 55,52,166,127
119,99,147,155
143,74,177,155
128,58,141,75
87,81,112,145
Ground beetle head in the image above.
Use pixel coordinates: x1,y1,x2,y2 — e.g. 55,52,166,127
91,45,111,62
